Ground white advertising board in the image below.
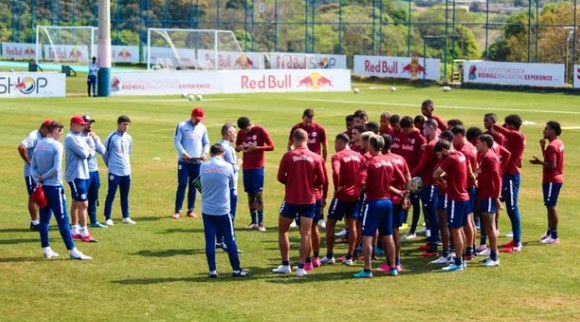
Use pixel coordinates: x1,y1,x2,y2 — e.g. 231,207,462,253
222,69,351,93
109,69,351,95
149,47,197,67
196,50,265,69
353,55,441,80
0,72,66,98
463,61,565,87
42,45,90,62
268,53,347,69
1,42,37,60
111,46,140,64
574,64,580,89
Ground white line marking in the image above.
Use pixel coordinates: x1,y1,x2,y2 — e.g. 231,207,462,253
288,98,580,115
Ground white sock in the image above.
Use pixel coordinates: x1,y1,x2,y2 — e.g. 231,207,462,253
43,246,52,254
80,226,89,237
31,220,40,225
71,225,80,235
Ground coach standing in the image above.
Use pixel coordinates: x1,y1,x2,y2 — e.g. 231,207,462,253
173,107,209,219
103,115,135,225
200,144,247,278
17,120,51,230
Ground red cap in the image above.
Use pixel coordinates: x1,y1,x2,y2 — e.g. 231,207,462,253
41,119,52,127
70,115,88,125
191,107,205,120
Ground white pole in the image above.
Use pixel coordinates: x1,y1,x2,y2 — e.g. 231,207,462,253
97,0,112,96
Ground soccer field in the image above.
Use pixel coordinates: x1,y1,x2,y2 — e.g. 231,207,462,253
1,82,579,321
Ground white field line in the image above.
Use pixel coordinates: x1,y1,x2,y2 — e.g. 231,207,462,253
67,98,236,103
288,98,580,115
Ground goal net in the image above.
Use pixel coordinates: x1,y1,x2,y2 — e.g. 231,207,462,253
35,26,97,64
147,28,265,70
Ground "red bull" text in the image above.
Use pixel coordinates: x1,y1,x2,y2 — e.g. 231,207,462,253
241,75,292,89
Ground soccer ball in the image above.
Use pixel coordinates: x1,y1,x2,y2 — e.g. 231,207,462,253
181,93,187,98
353,88,360,94
195,94,203,101
442,86,451,92
188,94,195,101
391,86,397,92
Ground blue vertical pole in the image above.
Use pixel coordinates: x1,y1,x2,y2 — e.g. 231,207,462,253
451,0,456,79
274,0,278,51
139,0,143,63
407,0,412,56
72,0,76,26
195,0,199,28
485,0,489,59
535,0,539,63
311,0,315,53
252,0,255,51
527,0,531,62
11,0,15,42
574,0,577,68
115,0,120,44
244,0,248,50
372,0,376,55
163,0,168,28
304,0,308,53
379,0,383,55
217,0,220,30
338,0,342,54
31,0,35,43
444,0,449,82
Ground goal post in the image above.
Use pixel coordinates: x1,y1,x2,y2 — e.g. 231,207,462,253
147,28,263,71
35,25,97,64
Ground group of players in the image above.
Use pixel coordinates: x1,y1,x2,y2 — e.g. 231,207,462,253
18,100,564,278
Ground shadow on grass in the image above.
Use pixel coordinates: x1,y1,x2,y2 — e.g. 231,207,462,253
132,248,204,257
112,266,274,285
163,228,205,234
0,256,43,263
0,228,32,233
0,238,39,245
134,216,163,222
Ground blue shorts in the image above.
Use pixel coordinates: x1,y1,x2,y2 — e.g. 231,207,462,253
68,178,89,202
25,176,35,196
356,192,366,222
479,197,497,214
437,193,448,211
392,203,404,228
447,200,468,229
360,199,393,237
279,201,315,220
543,182,562,207
420,185,439,208
327,199,360,221
243,168,264,193
467,187,477,214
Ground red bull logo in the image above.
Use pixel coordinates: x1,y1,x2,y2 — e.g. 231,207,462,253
111,77,120,92
401,52,426,79
468,65,477,80
235,54,254,69
13,77,35,94
298,72,334,90
577,68,580,80
118,49,132,58
24,47,35,56
69,46,83,60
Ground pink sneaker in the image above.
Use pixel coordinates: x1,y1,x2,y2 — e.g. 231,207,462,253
337,255,347,261
304,263,314,271
72,234,82,240
313,257,321,267
172,212,181,219
81,235,98,243
186,212,198,219
396,264,403,273
376,264,390,272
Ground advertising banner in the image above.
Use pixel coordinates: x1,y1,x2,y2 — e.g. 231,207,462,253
268,53,347,69
149,47,197,67
574,64,580,89
0,72,66,98
1,42,37,60
197,50,265,70
463,61,565,87
353,55,441,80
109,71,222,96
111,46,140,64
42,45,90,62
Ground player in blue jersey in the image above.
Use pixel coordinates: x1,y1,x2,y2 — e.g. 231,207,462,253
65,116,97,242
81,115,108,228
103,115,135,225
17,120,51,230
172,107,210,219
200,144,247,278
30,121,91,260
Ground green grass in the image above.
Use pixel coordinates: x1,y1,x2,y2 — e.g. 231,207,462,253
1,81,579,321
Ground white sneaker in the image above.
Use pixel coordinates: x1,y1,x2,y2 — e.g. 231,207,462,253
69,249,92,260
416,227,427,235
320,256,335,264
105,219,114,226
296,268,308,277
43,249,59,259
505,231,513,238
317,219,326,229
257,224,266,232
272,265,292,274
476,244,488,253
289,220,298,229
477,248,491,256
540,236,560,245
342,258,354,266
335,228,347,238
429,256,450,265
482,258,500,267
403,233,417,240
122,217,136,224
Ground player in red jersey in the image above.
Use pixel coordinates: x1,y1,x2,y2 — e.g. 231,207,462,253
273,129,325,277
414,115,427,137
235,117,275,232
344,115,355,139
451,125,478,259
381,134,411,272
421,99,447,132
434,140,472,272
475,134,503,267
354,135,405,278
530,121,564,245
321,133,363,266
349,125,364,153
287,108,328,161
411,119,440,256
353,109,368,127
388,114,402,155
483,113,506,146
379,112,393,135
492,115,526,253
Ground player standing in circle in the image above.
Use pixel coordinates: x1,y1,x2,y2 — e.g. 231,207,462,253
235,116,274,232
530,121,564,245
87,57,98,97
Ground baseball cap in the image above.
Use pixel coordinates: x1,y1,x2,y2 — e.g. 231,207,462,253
41,119,52,127
82,115,96,123
191,107,205,120
70,115,88,125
